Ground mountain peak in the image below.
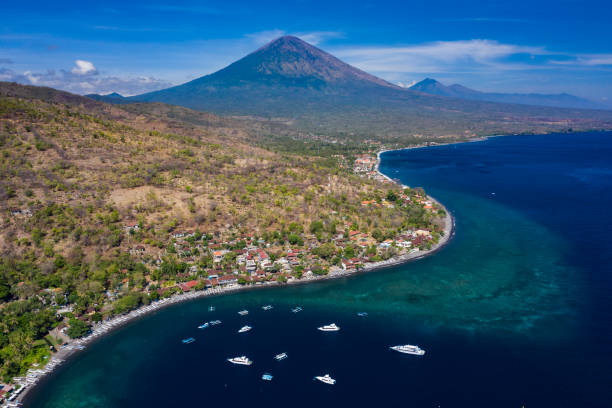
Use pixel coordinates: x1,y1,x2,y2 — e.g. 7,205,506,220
202,36,398,89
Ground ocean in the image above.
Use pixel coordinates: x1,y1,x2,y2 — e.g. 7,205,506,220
26,131,612,407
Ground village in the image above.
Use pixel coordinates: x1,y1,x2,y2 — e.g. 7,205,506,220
0,152,450,406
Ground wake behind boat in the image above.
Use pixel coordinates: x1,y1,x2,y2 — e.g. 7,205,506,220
182,337,195,344
318,323,340,332
314,374,336,385
390,344,426,355
238,325,252,333
227,356,253,366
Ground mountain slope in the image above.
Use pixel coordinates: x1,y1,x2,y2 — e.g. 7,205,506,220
410,78,606,110
131,36,612,140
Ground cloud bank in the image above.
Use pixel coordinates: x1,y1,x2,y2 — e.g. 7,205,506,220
0,60,172,96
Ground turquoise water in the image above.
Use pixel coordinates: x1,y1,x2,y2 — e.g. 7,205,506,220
27,132,611,407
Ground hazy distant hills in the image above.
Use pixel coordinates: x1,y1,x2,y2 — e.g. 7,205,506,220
409,78,607,110
85,92,131,104
85,36,612,140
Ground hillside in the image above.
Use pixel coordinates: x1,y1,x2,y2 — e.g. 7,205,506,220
410,78,606,110
0,82,447,382
129,36,612,140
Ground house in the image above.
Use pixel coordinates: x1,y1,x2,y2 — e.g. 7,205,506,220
178,280,199,292
213,250,227,263
123,222,139,232
218,275,238,285
246,259,257,274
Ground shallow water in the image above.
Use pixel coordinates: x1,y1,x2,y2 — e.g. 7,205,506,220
27,132,612,407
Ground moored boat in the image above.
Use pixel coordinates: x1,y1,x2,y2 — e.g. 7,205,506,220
238,309,249,316
227,356,252,365
198,322,209,329
318,323,340,332
274,352,288,361
314,374,336,385
238,325,252,333
291,306,302,313
262,373,273,381
262,305,273,310
389,344,425,355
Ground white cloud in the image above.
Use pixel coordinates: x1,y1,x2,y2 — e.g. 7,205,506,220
245,29,344,46
397,80,417,88
332,40,545,74
71,60,97,75
0,66,172,96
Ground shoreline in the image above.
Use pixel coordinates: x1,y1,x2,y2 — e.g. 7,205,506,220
16,145,455,406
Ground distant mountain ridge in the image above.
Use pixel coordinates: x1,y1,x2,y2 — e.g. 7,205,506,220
410,78,607,110
82,36,612,139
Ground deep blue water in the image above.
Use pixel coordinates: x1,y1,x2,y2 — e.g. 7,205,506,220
27,132,612,407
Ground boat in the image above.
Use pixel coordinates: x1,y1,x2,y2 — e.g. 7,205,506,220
291,306,302,313
262,305,273,310
198,323,209,329
238,310,249,316
274,352,288,361
227,356,252,366
182,337,195,344
209,320,222,326
389,344,426,356
314,374,336,385
318,323,340,332
208,306,215,312
238,325,252,333
261,373,274,381
357,312,368,317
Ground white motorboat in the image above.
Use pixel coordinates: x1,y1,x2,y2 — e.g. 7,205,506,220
274,352,288,361
318,323,340,332
227,356,252,365
238,325,252,333
389,344,425,356
314,374,336,385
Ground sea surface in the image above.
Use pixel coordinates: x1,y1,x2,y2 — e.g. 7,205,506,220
27,132,612,407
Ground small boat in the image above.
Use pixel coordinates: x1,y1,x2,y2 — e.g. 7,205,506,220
198,323,209,329
227,356,252,366
261,373,274,381
238,310,249,316
357,312,368,317
208,306,215,312
314,374,336,385
209,320,222,326
262,305,273,311
291,307,302,313
318,323,340,332
389,344,425,356
182,337,195,344
238,325,252,333
274,352,288,361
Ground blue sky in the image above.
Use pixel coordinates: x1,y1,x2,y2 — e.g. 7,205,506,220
1,0,611,102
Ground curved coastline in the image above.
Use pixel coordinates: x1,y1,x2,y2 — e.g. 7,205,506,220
18,146,455,406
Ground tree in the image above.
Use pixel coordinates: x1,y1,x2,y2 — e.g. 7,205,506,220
66,318,90,339
386,191,398,202
0,276,10,301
